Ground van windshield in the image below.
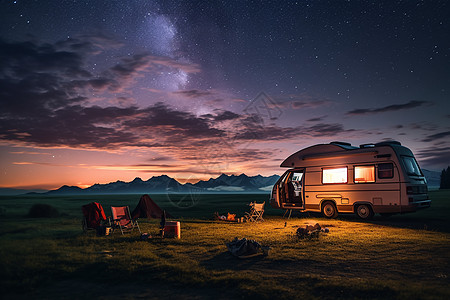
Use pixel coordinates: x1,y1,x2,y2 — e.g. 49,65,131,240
402,156,422,176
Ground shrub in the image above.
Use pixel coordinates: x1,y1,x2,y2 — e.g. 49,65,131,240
27,204,60,218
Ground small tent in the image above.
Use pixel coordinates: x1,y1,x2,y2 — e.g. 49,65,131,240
131,194,172,219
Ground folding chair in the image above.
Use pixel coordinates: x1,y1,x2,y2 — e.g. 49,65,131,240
244,202,265,222
111,206,141,235
81,202,107,233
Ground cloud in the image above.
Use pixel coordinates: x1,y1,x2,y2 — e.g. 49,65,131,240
212,110,240,121
125,102,224,140
111,54,154,78
1,100,231,149
422,131,450,143
147,56,201,74
259,185,273,191
233,119,351,141
274,94,333,110
291,100,333,109
173,89,213,98
0,37,214,150
346,100,428,116
415,146,450,169
306,115,327,122
409,122,437,132
56,34,124,52
0,38,90,78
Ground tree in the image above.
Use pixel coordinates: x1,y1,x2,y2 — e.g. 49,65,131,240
440,166,450,189
447,166,450,189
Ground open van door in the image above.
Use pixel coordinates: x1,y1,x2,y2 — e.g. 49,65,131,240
270,170,290,209
270,169,304,209
284,169,304,209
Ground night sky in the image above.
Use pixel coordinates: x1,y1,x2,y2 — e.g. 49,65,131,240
0,0,449,190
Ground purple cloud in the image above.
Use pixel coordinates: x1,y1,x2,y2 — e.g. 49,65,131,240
346,100,428,116
173,89,213,98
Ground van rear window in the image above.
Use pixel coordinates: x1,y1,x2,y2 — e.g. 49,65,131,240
378,163,394,179
322,167,347,184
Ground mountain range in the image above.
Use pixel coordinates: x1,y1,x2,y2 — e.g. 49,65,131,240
0,169,442,196
38,173,281,195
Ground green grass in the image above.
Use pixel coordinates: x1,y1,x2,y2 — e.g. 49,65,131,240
0,191,449,299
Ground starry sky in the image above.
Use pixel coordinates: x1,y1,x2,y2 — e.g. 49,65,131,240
0,0,449,190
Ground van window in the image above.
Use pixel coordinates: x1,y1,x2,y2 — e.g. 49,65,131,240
378,163,394,179
354,165,375,183
402,156,422,176
292,172,303,182
323,167,347,184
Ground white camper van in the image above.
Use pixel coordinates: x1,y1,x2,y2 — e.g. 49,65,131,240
270,141,431,219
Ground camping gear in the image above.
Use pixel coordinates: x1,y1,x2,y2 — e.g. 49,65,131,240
214,212,239,222
160,210,166,237
131,194,172,219
140,233,151,240
164,221,181,238
160,210,166,228
96,225,112,236
226,237,269,258
81,202,107,233
296,223,329,239
244,202,265,222
111,206,141,235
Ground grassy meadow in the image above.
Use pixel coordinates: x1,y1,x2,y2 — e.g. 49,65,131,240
0,190,449,299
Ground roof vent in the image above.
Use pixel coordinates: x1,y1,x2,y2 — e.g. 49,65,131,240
360,143,375,148
375,141,402,147
330,141,352,147
330,141,357,150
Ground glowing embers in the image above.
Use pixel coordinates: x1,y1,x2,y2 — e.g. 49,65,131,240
354,165,375,183
322,167,348,184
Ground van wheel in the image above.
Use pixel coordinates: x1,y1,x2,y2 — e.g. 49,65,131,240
322,202,338,219
356,204,374,220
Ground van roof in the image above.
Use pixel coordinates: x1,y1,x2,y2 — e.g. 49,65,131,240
281,141,411,168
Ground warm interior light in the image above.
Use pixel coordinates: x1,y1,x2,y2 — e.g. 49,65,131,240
355,165,375,183
323,167,347,183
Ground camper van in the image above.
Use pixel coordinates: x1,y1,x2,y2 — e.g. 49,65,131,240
270,141,430,219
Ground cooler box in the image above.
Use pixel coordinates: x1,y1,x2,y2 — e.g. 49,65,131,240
164,221,181,238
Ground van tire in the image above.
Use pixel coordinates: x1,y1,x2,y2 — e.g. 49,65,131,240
356,204,374,220
322,202,338,219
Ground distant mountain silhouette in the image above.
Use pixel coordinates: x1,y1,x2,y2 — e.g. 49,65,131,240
422,169,440,188
0,188,48,196
193,173,280,192
40,173,281,195
45,185,84,195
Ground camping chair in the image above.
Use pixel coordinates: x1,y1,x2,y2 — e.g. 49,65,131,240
81,202,107,233
244,202,265,222
110,206,141,235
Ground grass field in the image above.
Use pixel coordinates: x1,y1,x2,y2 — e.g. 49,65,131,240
1,191,449,299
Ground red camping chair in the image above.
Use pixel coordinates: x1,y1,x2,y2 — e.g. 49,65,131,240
82,202,107,232
111,206,141,235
